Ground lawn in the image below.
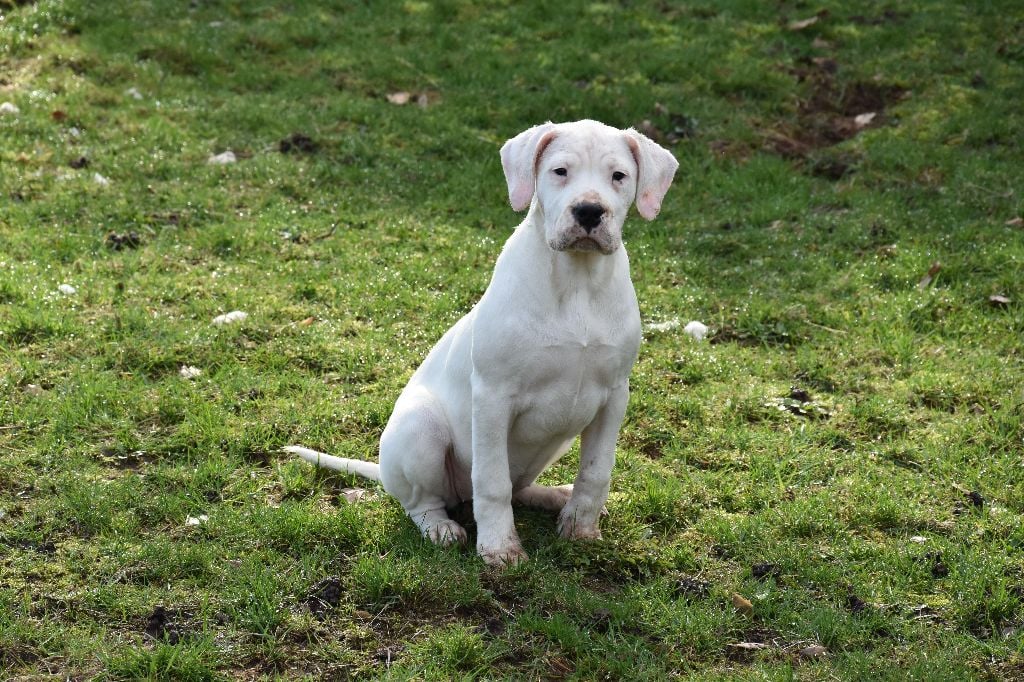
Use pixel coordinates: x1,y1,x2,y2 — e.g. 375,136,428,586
1,0,1023,679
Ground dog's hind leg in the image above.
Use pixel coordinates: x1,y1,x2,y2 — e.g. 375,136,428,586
379,389,467,547
513,484,574,511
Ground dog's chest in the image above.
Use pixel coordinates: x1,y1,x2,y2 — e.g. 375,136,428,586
510,309,638,438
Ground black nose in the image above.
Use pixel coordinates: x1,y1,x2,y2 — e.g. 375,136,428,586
572,203,606,233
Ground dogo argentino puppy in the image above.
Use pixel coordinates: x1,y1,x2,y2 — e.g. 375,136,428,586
287,119,678,566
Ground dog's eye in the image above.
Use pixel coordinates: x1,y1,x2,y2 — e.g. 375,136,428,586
612,171,626,182
553,168,567,177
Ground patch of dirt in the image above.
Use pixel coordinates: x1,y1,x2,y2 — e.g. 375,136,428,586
144,605,186,644
305,577,342,618
106,231,142,251
671,575,712,600
279,132,318,154
764,57,907,177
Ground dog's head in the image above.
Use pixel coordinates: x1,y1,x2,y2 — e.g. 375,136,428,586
500,120,678,254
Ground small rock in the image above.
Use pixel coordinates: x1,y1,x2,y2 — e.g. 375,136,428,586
989,294,1011,308
69,126,82,138
125,87,144,100
58,284,76,295
184,514,209,526
909,535,928,544
93,172,110,186
212,310,248,325
386,91,411,105
69,156,89,169
179,365,202,379
208,150,237,165
354,609,373,620
853,112,877,129
684,320,709,341
24,384,45,396
800,644,828,659
0,101,19,116
966,490,984,508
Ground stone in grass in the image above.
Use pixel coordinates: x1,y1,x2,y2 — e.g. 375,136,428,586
212,310,248,325
208,150,237,165
184,514,208,526
93,172,111,186
800,644,828,659
684,320,709,341
0,102,19,116
58,284,77,295
179,365,202,379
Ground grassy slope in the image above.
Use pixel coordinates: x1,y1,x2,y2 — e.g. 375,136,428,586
1,0,1022,679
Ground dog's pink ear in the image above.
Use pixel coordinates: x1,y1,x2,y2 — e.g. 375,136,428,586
625,130,679,220
500,122,558,211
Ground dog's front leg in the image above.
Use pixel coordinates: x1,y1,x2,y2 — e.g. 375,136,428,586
471,384,526,566
558,384,629,540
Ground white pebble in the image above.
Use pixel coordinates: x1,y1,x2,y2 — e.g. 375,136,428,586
184,514,209,526
93,173,110,186
208,150,237,165
0,101,19,116
684,321,709,341
179,365,203,379
212,310,248,325
68,126,82,138
125,87,144,100
58,283,76,295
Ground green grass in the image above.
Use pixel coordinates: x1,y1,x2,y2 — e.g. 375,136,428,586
1,0,1023,678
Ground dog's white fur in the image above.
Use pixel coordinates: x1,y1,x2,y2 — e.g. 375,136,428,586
287,120,678,566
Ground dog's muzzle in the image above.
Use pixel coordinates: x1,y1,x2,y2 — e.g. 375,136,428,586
571,202,606,234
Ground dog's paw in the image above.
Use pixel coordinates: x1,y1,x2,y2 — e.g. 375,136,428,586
424,520,468,547
557,510,603,541
479,544,528,567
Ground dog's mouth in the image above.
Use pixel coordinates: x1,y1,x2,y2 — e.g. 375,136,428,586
569,236,602,252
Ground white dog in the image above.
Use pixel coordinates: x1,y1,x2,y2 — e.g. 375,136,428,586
287,120,678,566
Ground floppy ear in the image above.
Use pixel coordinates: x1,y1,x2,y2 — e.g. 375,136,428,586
625,129,679,220
500,122,558,211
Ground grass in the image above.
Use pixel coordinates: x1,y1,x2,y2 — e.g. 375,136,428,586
1,0,1023,678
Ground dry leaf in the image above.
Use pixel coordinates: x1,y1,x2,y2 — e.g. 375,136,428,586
1005,217,1023,227
732,592,754,616
51,110,68,121
354,609,373,620
788,15,820,30
298,316,316,326
386,91,411,105
989,294,1011,307
341,487,369,503
917,262,941,290
728,642,770,651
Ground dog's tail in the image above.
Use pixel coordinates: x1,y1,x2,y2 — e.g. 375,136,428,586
284,445,381,482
